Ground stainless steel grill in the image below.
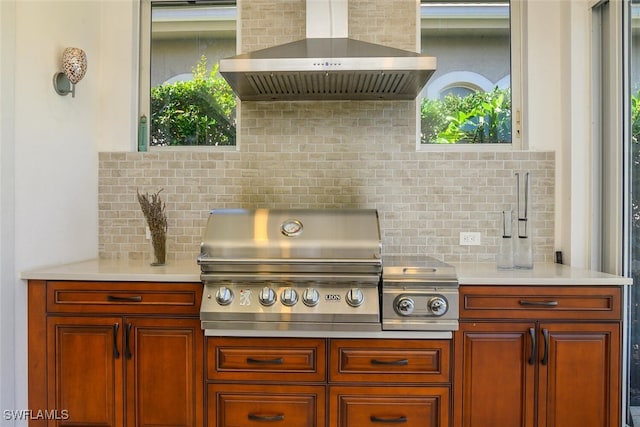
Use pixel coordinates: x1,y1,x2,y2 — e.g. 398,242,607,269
198,209,383,334
198,208,459,337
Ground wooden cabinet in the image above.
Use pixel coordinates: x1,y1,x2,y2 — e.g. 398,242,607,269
206,338,326,427
46,316,124,427
29,280,204,427
329,386,449,427
125,317,203,427
205,337,451,427
453,285,622,427
209,384,326,427
28,277,624,427
329,339,450,427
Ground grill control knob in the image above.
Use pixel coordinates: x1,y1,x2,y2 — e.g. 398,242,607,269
302,288,320,307
259,286,277,306
428,296,448,316
396,297,415,316
346,288,364,307
280,288,298,306
215,287,233,306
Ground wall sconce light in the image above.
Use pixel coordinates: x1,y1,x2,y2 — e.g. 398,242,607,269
53,47,87,98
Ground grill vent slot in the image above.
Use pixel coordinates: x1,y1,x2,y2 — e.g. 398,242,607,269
246,71,416,99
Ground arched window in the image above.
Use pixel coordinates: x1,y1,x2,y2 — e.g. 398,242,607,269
424,71,498,100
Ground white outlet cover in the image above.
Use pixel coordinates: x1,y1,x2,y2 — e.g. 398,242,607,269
460,232,481,246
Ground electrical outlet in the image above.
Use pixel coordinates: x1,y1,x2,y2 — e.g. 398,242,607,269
460,232,481,246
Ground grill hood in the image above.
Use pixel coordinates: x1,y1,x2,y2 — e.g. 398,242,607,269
219,0,436,101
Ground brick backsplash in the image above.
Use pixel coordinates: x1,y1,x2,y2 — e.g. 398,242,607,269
98,100,554,264
240,0,417,52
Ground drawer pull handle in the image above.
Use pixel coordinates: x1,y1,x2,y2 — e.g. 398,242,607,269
370,415,408,423
371,359,409,366
112,323,120,359
246,357,284,365
248,413,285,422
519,300,558,307
541,328,550,365
107,295,143,303
528,327,536,365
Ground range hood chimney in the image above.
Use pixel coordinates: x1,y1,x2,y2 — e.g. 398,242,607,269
219,0,436,101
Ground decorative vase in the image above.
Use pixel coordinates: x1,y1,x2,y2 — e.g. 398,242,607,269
496,210,514,270
137,189,168,267
150,230,166,266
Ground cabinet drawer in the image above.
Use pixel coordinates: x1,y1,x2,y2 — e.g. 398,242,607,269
329,386,449,427
207,337,326,382
208,384,325,427
330,339,450,383
460,286,622,320
47,281,202,315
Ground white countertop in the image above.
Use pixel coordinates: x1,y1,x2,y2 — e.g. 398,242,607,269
20,258,633,286
454,262,632,286
20,258,201,282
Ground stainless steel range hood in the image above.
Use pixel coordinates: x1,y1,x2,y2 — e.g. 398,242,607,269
219,0,436,101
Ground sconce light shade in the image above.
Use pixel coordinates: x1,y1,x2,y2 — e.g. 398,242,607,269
53,47,87,97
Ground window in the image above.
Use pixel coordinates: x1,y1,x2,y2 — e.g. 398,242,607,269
419,0,521,147
139,0,237,148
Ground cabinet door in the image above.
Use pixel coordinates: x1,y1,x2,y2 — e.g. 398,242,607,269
47,316,124,427
537,322,620,427
209,384,326,427
330,338,450,383
125,317,203,427
329,385,449,427
208,337,326,383
453,321,535,427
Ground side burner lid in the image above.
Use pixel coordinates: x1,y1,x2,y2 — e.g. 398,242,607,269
382,255,458,283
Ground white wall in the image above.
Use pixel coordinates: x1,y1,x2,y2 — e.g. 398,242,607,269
523,0,592,268
1,0,139,422
566,1,593,269
0,0,595,419
1,0,17,422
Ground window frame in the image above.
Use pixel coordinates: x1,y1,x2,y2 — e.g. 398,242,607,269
138,0,239,151
416,0,523,151
139,0,522,151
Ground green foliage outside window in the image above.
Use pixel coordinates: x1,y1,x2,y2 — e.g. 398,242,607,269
631,92,640,244
150,55,236,146
420,87,512,144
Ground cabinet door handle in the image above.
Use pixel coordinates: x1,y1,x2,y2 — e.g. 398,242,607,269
112,323,120,359
541,328,549,365
519,300,558,307
246,357,283,365
247,413,285,422
371,359,409,366
125,323,133,359
107,295,143,302
528,327,536,365
370,415,408,423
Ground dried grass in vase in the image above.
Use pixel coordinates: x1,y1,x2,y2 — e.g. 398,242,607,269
137,189,168,265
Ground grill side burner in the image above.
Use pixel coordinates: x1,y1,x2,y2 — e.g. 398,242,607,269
381,256,459,331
